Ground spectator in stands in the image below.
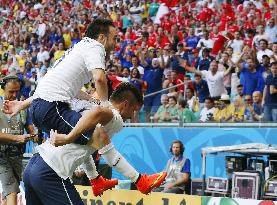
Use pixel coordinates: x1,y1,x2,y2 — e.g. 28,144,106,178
193,74,209,109
0,75,36,205
149,0,159,20
142,52,165,122
130,56,144,75
253,25,267,48
196,30,214,56
230,96,245,122
261,55,272,81
167,83,179,99
244,94,254,122
118,42,133,69
236,84,244,99
236,56,264,95
184,60,232,100
213,94,232,122
121,67,130,78
166,96,179,122
178,99,197,123
256,39,273,63
228,31,244,55
251,91,264,121
199,97,215,122
37,45,50,64
153,94,168,123
263,62,277,122
129,68,143,93
265,19,277,43
54,42,65,61
194,48,215,71
154,140,190,194
185,87,199,112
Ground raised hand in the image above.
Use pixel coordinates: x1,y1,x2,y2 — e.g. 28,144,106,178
2,100,24,116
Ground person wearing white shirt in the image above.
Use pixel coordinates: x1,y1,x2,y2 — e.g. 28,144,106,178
199,97,215,122
23,83,167,204
3,19,112,146
129,56,144,75
265,19,277,43
36,45,50,63
228,32,244,55
253,25,268,48
256,39,274,63
196,30,214,56
181,60,232,98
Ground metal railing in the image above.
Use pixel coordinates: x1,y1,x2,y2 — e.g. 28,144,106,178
144,81,190,98
124,122,277,128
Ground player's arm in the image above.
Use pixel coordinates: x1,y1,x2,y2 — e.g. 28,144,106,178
49,107,113,146
91,69,108,101
2,97,33,116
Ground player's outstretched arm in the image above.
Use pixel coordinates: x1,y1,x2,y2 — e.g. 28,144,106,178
2,97,33,116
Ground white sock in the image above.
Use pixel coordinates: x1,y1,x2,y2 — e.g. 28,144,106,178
80,155,99,180
99,143,140,182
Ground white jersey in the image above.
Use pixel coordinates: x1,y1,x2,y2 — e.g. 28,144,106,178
37,101,124,180
33,37,106,102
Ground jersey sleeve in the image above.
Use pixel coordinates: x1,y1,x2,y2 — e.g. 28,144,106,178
82,44,106,71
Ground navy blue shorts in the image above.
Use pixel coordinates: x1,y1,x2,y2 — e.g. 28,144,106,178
143,93,161,113
30,98,93,145
23,153,84,205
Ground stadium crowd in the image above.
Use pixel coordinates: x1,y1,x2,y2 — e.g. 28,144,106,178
0,0,276,123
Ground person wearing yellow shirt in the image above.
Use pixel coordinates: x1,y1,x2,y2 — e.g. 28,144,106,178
0,44,7,61
16,51,27,68
54,43,65,61
0,88,3,96
213,94,232,122
230,96,245,122
63,28,72,49
141,1,149,20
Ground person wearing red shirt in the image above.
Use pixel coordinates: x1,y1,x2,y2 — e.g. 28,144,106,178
197,2,213,22
211,33,229,56
160,15,173,32
243,29,255,48
114,14,123,30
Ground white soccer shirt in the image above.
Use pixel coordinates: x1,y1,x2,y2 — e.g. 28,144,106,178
201,70,226,97
37,103,124,180
33,37,106,102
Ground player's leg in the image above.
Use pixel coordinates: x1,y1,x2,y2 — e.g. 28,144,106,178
23,153,83,205
98,143,167,195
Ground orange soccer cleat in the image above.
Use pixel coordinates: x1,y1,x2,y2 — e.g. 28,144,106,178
90,176,118,196
135,172,167,194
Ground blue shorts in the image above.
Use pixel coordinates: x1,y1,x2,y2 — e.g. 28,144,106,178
143,93,161,113
30,98,93,145
23,153,83,205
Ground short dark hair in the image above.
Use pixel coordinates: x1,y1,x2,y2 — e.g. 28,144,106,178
178,99,187,108
205,97,214,104
168,96,177,103
259,39,268,45
110,82,143,105
237,84,243,88
85,18,114,40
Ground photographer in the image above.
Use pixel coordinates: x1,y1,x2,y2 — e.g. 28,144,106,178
0,75,36,205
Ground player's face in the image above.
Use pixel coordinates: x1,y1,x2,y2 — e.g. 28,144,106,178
106,27,117,52
121,101,141,120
